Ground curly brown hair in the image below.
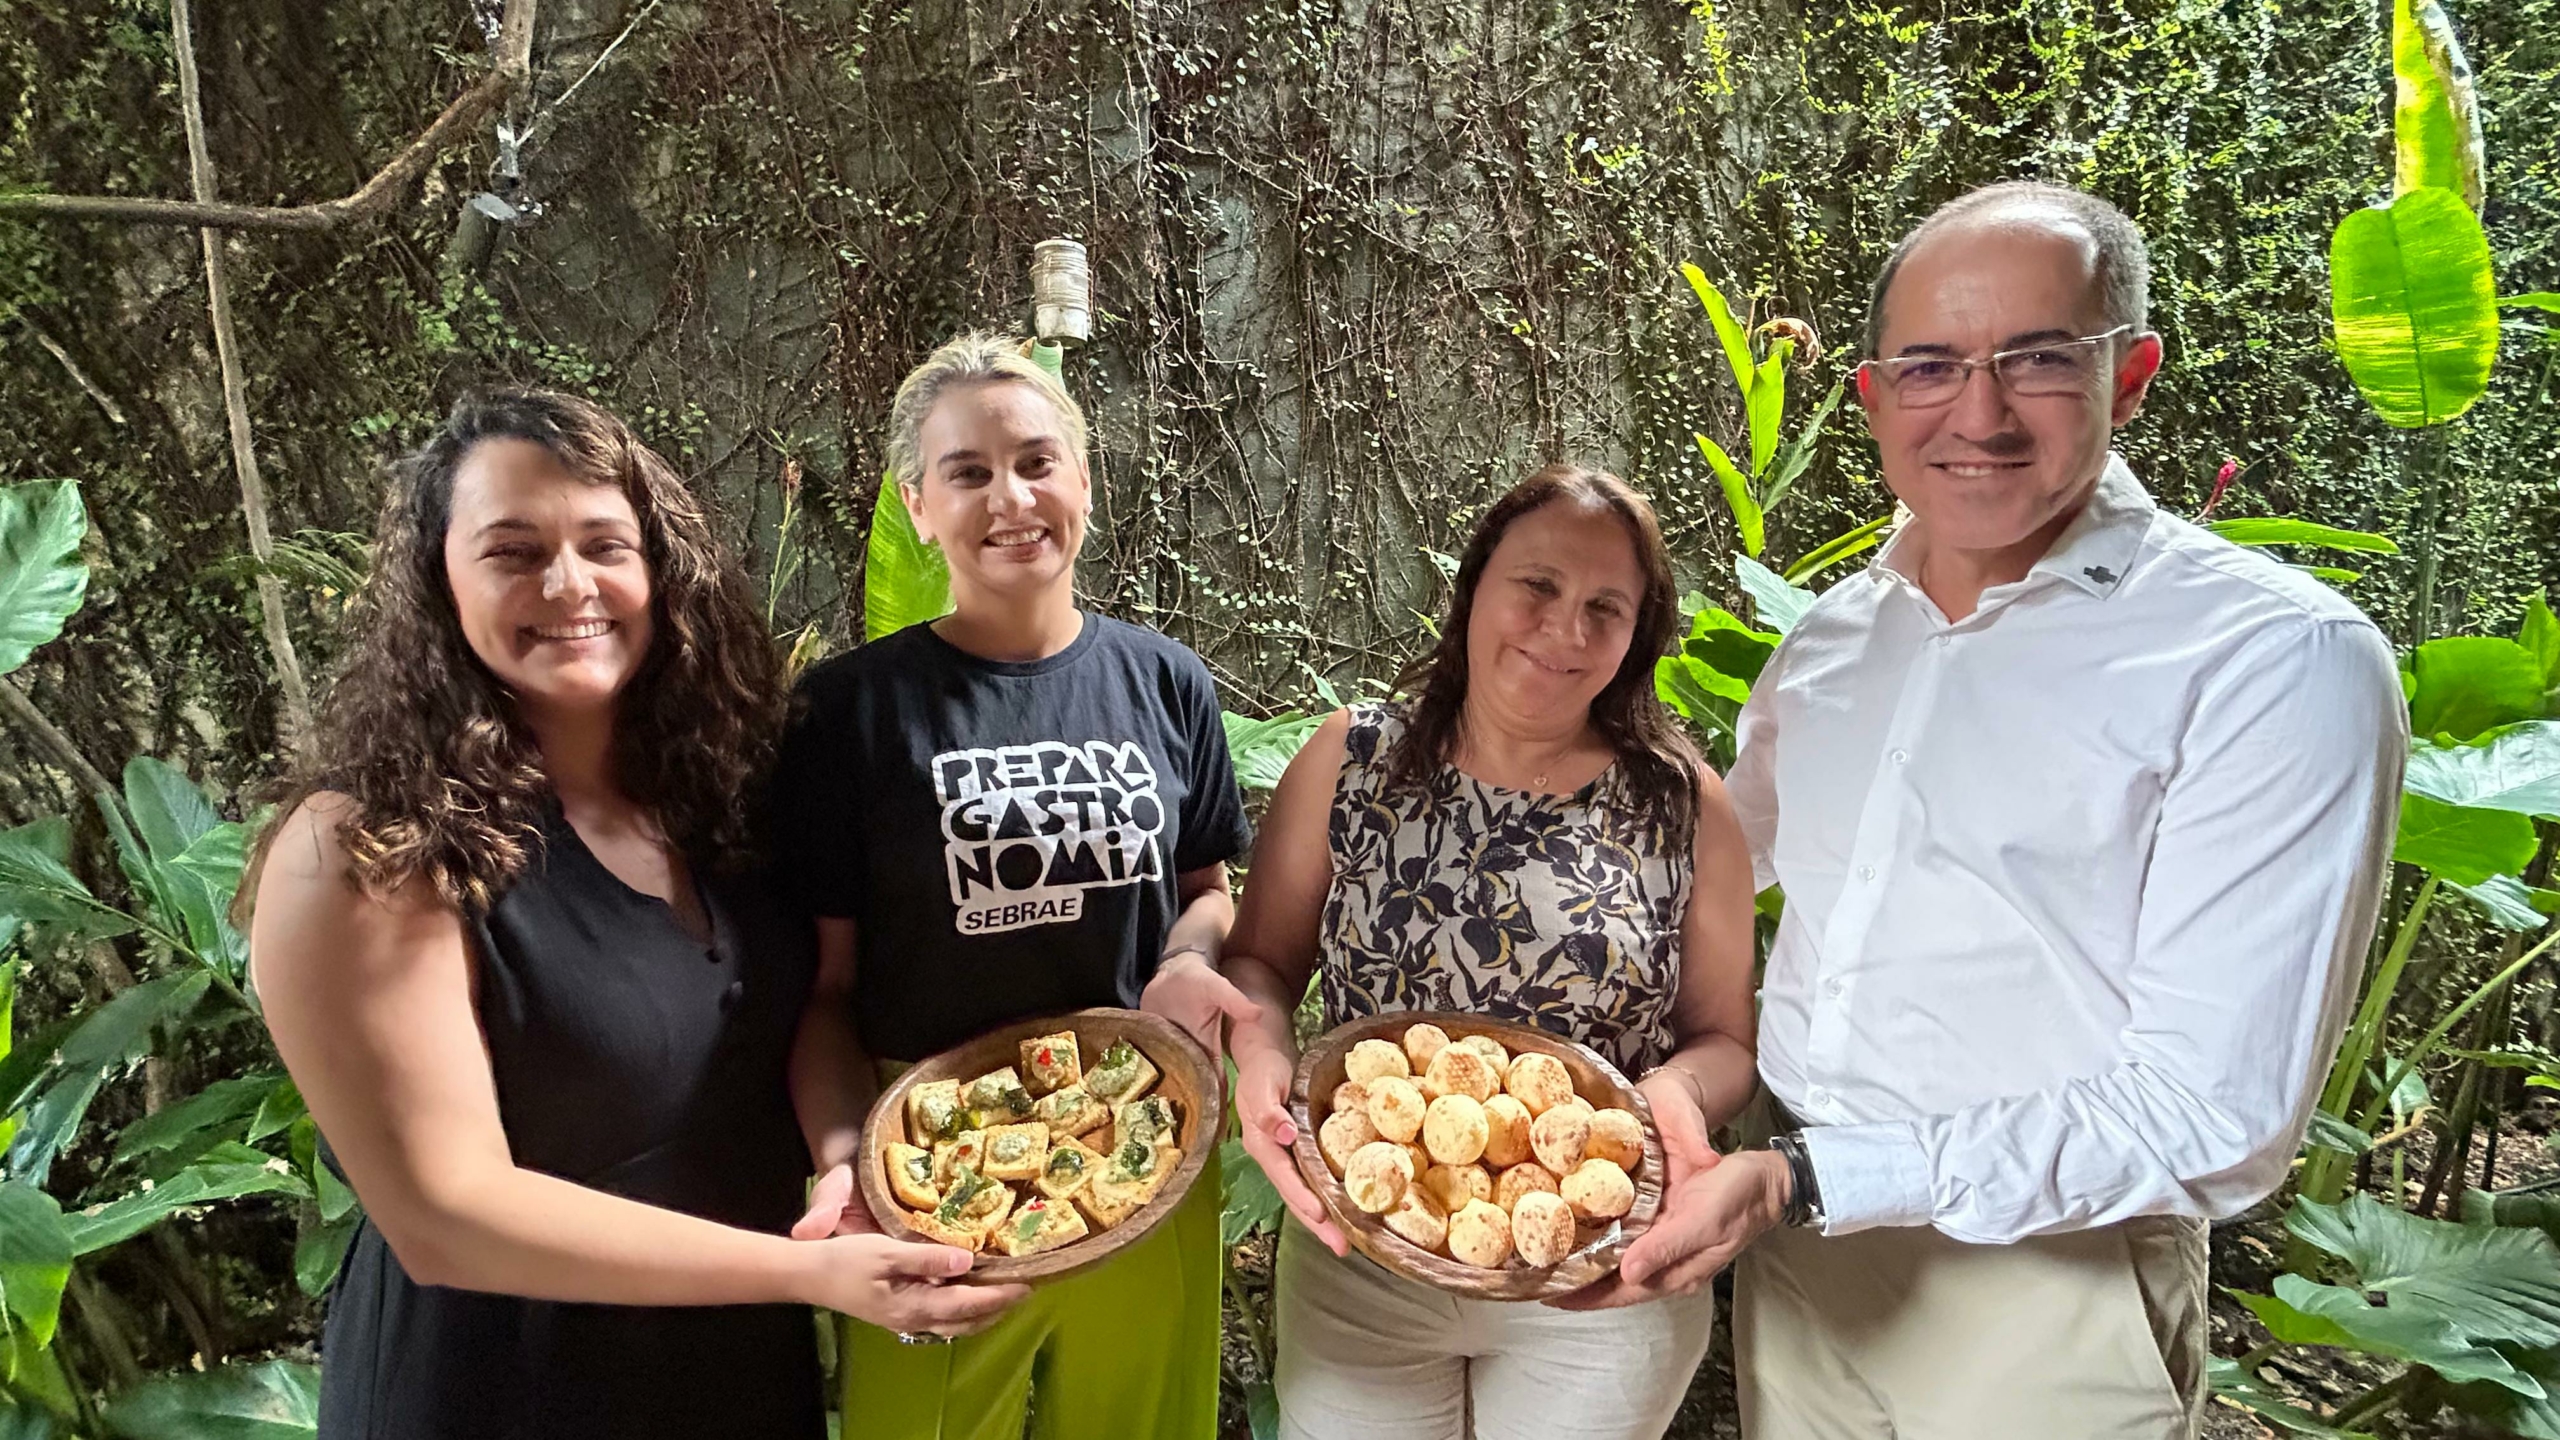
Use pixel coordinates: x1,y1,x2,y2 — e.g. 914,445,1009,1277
1385,462,1703,850
254,389,788,911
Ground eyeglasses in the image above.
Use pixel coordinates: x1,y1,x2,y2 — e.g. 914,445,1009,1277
1860,325,2136,409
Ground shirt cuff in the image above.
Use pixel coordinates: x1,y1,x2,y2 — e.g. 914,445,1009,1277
1798,1120,1934,1235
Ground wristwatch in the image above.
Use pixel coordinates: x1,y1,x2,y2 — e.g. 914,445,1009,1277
1766,1130,1827,1229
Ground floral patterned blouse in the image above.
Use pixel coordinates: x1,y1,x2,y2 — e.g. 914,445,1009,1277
1317,703,1692,1075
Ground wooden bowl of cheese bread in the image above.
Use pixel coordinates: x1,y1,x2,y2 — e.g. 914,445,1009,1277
1288,1011,1665,1301
859,1007,1216,1284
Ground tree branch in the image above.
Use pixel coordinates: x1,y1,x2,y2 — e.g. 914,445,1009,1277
0,0,536,234
170,0,311,743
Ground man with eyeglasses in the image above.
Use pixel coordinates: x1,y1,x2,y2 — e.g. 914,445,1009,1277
1573,183,2406,1437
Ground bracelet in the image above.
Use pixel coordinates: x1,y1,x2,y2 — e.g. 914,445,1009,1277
1160,943,1213,968
1637,1063,1710,1115
1766,1131,1825,1229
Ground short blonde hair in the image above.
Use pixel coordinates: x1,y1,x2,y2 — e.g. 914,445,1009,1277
884,332,1090,492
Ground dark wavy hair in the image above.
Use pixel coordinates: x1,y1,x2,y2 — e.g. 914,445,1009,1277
1384,463,1702,849
252,389,788,911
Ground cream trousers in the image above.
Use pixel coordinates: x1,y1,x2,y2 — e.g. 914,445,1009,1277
1735,1213,2209,1440
1273,1224,1717,1440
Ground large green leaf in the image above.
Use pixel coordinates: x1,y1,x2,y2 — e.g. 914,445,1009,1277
112,1074,284,1167
2391,0,2485,211
2234,1277,2528,1389
863,476,953,643
2510,294,2560,317
1759,380,1843,517
2292,1192,2560,1355
1696,435,1761,557
2450,874,2554,931
1734,555,1815,635
1680,264,1755,397
0,817,132,942
2408,637,2547,743
1683,606,1779,691
0,1183,70,1351
2523,595,2560,696
0,965,13,1158
99,1359,320,1440
2393,793,2537,886
293,1208,359,1297
2329,187,2499,429
1655,656,1740,737
2205,519,2400,555
1,971,213,1186
2446,1344,2560,1440
2406,723,2560,817
1217,1137,1284,1248
1221,710,1322,793
1747,341,1794,477
64,1144,312,1256
0,481,89,680
122,758,219,865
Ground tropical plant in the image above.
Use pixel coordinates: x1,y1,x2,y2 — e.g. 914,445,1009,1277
0,479,328,1436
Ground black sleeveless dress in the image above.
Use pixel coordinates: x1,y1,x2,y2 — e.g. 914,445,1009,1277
316,810,825,1439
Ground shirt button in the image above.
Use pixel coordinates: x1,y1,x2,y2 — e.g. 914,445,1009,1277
1891,749,1909,765
1825,978,1846,998
1857,865,1876,881
1932,635,1950,649
1808,1087,1833,1110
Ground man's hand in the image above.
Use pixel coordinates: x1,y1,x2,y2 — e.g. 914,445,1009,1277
1140,950,1264,1057
1230,1031,1347,1255
1549,1148,1791,1311
791,1162,881,1240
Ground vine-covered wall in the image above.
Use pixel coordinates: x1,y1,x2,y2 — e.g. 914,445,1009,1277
5,0,2557,797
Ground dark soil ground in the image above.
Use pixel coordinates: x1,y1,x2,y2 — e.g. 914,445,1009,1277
1218,1117,2560,1440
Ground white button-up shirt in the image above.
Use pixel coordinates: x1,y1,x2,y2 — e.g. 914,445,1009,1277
1727,455,2405,1243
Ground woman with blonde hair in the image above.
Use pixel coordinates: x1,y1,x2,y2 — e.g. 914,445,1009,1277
775,334,1256,1438
1208,463,1762,1437
249,390,1012,1440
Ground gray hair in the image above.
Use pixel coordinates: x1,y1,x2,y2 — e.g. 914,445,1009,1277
884,331,1090,492
1864,181,2151,354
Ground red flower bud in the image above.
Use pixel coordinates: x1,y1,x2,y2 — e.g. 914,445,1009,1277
2200,458,2239,520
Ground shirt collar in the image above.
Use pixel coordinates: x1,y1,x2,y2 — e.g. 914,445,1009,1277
1869,452,2156,601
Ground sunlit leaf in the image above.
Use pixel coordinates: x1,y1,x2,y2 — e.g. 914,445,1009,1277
1747,341,1793,477
2329,188,2499,429
0,481,89,680
2392,793,2536,886
1222,711,1322,794
1760,380,1842,516
863,475,953,643
1680,264,1755,397
2391,0,2485,211
1783,513,1890,584
2406,723,2560,818
99,1358,319,1439
2290,1192,2560,1355
1696,435,1761,557
0,1182,71,1349
2407,637,2546,743
2207,518,2399,554
2449,875,2553,931
1734,554,1815,635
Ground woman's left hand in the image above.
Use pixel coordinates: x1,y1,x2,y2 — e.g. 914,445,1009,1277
1139,951,1265,1057
1636,1064,1720,1193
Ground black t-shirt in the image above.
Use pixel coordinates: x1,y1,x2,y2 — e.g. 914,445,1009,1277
770,614,1254,1061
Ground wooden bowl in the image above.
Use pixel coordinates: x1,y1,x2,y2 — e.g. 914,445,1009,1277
859,1007,1217,1285
1289,1010,1665,1301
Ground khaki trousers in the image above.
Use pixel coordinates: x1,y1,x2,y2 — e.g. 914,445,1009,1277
1734,1213,2208,1440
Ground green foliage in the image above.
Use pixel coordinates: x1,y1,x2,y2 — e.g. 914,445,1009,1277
97,1359,318,1440
0,482,88,682
2205,519,2399,555
2329,188,2502,429
862,476,953,643
1223,712,1323,794
2392,793,2537,886
2407,636,2549,743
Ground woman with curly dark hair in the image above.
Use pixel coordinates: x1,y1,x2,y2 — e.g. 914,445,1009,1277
247,390,1019,1440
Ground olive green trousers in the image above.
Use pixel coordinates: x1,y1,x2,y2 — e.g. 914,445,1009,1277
837,1150,1224,1440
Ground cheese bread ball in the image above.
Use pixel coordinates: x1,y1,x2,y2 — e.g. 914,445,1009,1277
1511,1190,1577,1268
1585,1108,1646,1171
1422,1162,1493,1214
1382,1185,1449,1253
1455,1033,1512,1080
1423,1046,1501,1104
1344,1142,1414,1213
1346,1039,1411,1085
1406,1141,1433,1180
1561,1158,1636,1221
1330,1080,1370,1118
1365,1075,1427,1144
1492,1162,1560,1212
1318,1107,1381,1177
1421,1093,1490,1166
1481,1095,1534,1168
1447,1198,1514,1269
1530,1106,1592,1176
1401,1023,1452,1073
1552,1094,1595,1119
1504,1052,1577,1116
